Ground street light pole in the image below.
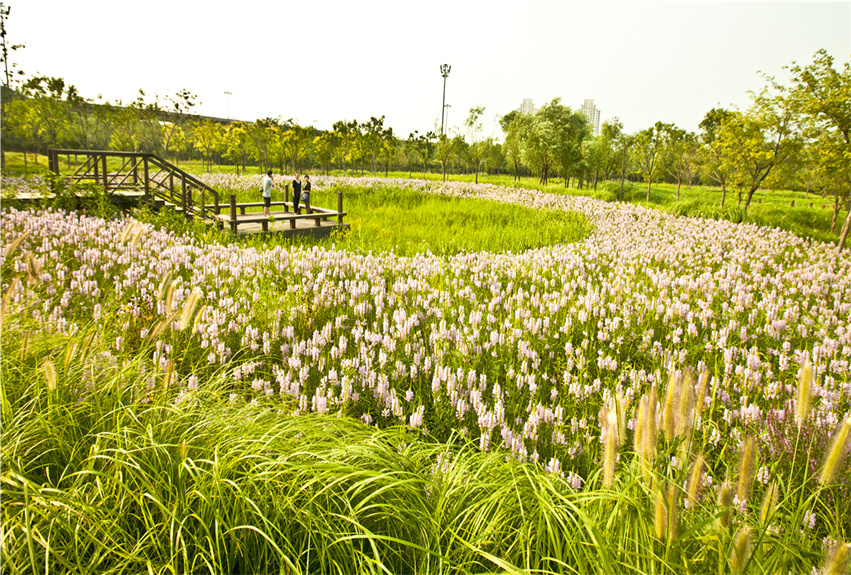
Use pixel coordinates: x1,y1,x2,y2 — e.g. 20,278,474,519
224,91,232,120
440,64,451,136
443,104,451,134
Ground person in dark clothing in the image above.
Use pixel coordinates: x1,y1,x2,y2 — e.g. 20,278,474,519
292,173,302,214
302,175,311,207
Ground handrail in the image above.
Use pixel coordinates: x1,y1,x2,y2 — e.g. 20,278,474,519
47,148,221,222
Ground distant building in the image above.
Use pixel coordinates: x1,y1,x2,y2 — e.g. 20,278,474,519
519,98,536,115
581,99,601,136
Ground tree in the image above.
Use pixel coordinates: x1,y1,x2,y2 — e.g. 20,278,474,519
716,81,800,211
631,121,668,201
789,49,851,251
586,119,620,190
363,115,385,175
436,133,460,181
1,2,26,169
465,106,486,183
551,104,590,188
313,132,336,175
192,119,222,172
332,120,359,175
522,100,566,186
379,127,396,176
404,133,420,179
615,131,635,202
244,117,279,173
499,110,530,182
282,123,313,173
161,89,198,159
699,108,735,206
412,130,436,179
220,122,248,175
663,125,699,200
20,76,76,153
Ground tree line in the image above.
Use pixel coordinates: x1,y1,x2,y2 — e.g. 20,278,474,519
0,38,849,246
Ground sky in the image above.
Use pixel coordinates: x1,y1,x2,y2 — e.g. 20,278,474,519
6,1,850,139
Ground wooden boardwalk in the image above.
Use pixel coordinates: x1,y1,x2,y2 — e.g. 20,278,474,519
35,149,349,237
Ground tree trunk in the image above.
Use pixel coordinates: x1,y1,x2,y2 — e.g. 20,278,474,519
839,201,851,253
593,169,599,191
646,179,651,202
442,162,447,182
720,181,726,207
676,179,681,201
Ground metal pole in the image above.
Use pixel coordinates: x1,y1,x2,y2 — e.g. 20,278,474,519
441,75,447,136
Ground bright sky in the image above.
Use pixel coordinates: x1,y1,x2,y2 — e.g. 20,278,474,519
7,1,850,139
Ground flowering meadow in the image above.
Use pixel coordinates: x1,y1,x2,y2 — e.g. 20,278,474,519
2,174,851,573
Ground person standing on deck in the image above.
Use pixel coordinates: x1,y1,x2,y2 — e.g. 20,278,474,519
292,173,302,214
302,175,311,207
262,170,273,217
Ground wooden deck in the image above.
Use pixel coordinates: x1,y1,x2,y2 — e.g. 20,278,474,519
217,211,349,237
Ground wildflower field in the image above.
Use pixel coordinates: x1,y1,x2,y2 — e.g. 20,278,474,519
2,174,850,574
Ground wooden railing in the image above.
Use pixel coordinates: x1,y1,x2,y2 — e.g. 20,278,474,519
47,149,220,222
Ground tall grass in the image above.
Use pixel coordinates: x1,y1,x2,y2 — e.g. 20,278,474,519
2,299,847,573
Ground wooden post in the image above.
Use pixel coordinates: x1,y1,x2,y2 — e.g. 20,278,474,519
306,199,320,227
284,184,290,212
262,219,269,232
143,157,150,197
791,200,795,207
187,183,193,216
170,173,176,204
182,175,187,214
214,191,220,215
102,155,108,194
131,156,138,186
809,202,813,208
93,153,99,184
338,192,344,225
230,194,238,233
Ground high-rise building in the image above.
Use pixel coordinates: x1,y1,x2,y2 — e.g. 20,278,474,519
519,98,536,115
581,99,601,136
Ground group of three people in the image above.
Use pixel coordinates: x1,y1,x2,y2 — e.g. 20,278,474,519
261,172,311,218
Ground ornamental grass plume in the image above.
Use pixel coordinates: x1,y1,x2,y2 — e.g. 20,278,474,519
654,482,678,545
824,542,850,575
686,453,706,507
759,481,780,525
634,390,658,483
192,305,208,334
3,230,29,257
663,371,679,439
119,221,136,244
42,358,57,392
797,360,813,428
675,369,696,439
602,406,618,488
730,526,752,574
819,416,851,486
0,277,21,327
737,436,757,505
156,273,173,306
178,288,202,331
717,481,733,530
63,340,79,371
694,369,711,423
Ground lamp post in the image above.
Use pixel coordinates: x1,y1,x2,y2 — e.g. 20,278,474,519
443,104,451,134
224,91,232,120
440,64,451,136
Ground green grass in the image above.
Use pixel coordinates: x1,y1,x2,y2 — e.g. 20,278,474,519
219,183,591,256
1,313,837,574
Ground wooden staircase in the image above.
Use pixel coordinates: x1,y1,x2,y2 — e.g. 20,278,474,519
47,149,221,222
